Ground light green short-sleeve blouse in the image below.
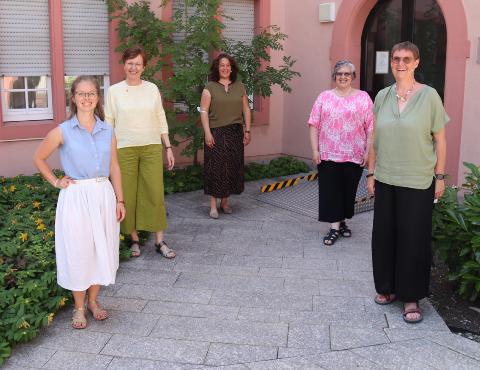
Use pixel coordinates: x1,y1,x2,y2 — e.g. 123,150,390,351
373,85,449,189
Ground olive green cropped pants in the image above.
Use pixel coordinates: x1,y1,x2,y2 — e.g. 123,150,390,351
118,144,167,234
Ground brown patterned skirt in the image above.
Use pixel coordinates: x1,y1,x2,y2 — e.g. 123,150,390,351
204,123,244,198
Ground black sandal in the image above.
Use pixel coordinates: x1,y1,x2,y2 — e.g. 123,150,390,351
339,221,352,237
323,229,340,246
155,241,176,259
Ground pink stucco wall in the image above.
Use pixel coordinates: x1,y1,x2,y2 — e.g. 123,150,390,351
459,0,480,182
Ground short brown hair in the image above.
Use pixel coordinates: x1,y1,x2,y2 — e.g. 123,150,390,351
122,45,147,66
391,41,420,60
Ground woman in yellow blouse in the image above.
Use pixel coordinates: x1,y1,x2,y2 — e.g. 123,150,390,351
105,46,175,259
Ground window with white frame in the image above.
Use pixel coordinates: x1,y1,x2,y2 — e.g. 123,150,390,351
0,0,53,121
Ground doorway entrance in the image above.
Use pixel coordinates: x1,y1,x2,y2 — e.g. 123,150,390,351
361,0,446,100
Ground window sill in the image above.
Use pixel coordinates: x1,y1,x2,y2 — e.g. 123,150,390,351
0,119,57,141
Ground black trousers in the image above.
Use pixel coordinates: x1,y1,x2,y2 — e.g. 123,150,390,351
317,161,363,223
372,180,435,302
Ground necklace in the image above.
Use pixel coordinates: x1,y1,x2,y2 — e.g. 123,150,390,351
395,82,415,102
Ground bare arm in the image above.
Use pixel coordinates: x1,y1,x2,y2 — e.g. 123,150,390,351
33,127,74,188
433,127,447,200
242,94,251,145
200,89,214,148
109,133,126,221
309,125,320,165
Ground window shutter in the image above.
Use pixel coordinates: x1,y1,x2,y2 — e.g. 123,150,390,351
0,0,51,76
223,0,254,44
62,0,109,75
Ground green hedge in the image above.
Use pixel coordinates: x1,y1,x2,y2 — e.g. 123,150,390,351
0,156,309,364
432,162,480,301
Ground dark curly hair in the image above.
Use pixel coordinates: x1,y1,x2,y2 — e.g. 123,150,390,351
209,53,239,83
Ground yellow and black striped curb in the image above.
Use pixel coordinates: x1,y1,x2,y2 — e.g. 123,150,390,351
355,195,375,204
260,172,319,193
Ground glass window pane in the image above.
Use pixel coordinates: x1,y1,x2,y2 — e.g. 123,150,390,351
27,76,47,89
28,91,48,108
4,76,25,90
7,92,26,109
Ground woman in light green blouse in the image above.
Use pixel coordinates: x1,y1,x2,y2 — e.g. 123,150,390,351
367,42,448,324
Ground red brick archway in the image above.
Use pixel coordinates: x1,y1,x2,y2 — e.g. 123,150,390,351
330,0,470,184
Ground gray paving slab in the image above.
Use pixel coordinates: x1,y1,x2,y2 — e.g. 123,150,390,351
204,343,277,366
330,325,390,350
107,357,204,369
143,300,239,320
150,315,288,346
100,334,209,364
42,350,113,369
6,182,479,368
27,327,112,353
174,272,284,292
209,290,313,311
286,323,331,350
114,283,212,304
1,344,55,368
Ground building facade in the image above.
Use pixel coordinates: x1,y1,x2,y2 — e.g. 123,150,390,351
1,0,478,185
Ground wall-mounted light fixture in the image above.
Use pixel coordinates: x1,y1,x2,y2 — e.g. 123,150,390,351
319,2,336,23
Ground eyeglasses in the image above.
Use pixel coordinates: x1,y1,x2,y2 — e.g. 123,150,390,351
335,72,352,77
75,92,98,99
126,62,144,69
391,56,415,64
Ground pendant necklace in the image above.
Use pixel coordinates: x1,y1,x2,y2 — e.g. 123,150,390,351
395,82,415,102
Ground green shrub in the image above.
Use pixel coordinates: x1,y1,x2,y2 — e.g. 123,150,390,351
432,162,480,301
245,156,309,181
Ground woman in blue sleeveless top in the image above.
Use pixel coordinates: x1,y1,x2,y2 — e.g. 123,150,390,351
33,76,126,329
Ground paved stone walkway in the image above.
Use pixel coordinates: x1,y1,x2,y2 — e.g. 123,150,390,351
3,180,480,369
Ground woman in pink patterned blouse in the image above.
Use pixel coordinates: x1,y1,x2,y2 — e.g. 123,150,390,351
308,60,374,246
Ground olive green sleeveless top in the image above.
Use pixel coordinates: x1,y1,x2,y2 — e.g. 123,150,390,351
205,80,245,128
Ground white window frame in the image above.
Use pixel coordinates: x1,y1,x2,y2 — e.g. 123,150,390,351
0,76,53,122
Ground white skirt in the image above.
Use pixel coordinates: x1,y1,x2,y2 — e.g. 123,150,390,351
55,177,120,291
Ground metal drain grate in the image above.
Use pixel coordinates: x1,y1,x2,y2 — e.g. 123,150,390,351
255,170,373,219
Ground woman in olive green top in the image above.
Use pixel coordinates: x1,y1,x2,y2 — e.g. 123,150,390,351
200,53,251,219
367,42,448,323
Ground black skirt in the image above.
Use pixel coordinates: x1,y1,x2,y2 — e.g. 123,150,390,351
317,161,363,223
204,124,244,198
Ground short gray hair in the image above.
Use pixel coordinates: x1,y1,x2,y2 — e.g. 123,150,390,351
331,60,356,81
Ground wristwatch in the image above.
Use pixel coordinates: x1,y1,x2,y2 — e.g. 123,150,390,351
434,173,447,180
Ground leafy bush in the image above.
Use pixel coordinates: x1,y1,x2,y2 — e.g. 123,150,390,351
245,156,309,181
432,162,480,301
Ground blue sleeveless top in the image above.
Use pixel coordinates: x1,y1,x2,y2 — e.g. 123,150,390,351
59,116,113,179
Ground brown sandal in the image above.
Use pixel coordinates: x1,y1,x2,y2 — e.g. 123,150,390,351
87,301,109,321
155,241,176,259
71,307,87,329
403,303,423,323
374,294,396,305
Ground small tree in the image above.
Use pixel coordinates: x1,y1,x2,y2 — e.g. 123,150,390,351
108,0,300,165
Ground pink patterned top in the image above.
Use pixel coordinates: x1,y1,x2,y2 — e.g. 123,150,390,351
308,90,374,164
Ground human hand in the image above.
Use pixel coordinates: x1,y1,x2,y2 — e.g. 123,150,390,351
434,179,445,201
367,176,375,195
205,132,215,148
55,176,75,189
361,152,369,167
243,132,251,145
166,148,175,170
116,202,126,222
312,150,321,165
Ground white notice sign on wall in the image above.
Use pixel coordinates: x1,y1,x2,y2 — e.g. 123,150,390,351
375,51,389,74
